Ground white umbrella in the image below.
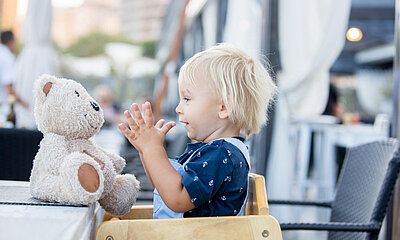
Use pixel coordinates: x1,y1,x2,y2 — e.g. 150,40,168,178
14,0,59,129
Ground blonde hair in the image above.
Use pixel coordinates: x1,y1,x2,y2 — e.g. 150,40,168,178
179,43,277,137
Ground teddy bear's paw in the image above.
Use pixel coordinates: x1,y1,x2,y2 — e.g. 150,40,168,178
78,163,100,193
62,152,105,203
98,174,140,217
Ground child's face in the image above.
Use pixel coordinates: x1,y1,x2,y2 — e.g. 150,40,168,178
176,72,225,143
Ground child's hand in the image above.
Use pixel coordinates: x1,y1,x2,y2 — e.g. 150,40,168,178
119,102,176,154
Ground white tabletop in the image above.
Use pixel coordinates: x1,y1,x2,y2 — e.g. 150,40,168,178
0,181,102,240
333,123,388,147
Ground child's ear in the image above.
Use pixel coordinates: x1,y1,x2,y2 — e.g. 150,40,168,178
218,103,229,119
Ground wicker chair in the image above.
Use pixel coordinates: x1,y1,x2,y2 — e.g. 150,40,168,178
0,128,43,181
269,139,399,240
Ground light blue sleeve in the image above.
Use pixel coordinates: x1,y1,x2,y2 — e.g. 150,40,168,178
153,159,184,219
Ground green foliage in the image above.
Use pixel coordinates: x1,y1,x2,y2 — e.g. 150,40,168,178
64,32,134,57
141,41,157,58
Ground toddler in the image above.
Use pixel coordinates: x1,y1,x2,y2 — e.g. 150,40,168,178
119,43,277,218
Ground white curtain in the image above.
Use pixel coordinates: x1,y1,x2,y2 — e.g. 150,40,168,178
14,0,59,129
223,0,262,59
201,0,218,49
267,0,351,221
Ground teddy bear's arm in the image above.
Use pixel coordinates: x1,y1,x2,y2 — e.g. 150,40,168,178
99,148,126,173
88,139,125,173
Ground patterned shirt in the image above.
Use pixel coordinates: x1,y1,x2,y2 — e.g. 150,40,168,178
178,137,249,217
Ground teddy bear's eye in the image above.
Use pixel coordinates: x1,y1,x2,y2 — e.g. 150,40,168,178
75,90,80,97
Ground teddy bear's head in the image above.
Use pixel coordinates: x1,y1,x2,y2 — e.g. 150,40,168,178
34,74,104,139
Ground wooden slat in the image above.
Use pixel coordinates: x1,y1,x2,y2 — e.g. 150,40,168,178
96,215,282,240
246,173,269,215
120,205,154,220
103,205,154,222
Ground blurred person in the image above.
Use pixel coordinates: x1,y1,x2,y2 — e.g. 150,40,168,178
119,44,277,219
308,83,345,180
322,83,344,119
0,30,28,122
93,85,121,127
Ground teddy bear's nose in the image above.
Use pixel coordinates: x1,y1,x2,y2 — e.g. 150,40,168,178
90,101,100,111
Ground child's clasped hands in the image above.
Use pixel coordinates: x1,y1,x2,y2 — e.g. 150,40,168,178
119,102,175,154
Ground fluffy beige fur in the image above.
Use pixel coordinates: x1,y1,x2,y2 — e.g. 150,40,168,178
30,74,140,217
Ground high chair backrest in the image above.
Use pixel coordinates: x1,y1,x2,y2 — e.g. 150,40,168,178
97,173,281,240
102,172,270,221
245,173,269,216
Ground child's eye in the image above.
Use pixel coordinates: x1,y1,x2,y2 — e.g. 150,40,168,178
75,90,80,97
183,97,190,102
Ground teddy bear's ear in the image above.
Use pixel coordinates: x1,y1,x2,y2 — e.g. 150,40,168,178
43,82,53,96
34,74,57,99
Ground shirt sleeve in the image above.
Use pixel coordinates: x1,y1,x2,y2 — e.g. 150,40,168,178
1,54,15,85
181,144,233,208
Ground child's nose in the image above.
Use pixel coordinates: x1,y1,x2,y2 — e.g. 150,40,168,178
175,103,182,114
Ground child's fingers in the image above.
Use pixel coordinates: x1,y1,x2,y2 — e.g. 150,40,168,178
155,119,165,128
124,110,139,132
131,103,146,127
143,102,154,127
160,121,176,135
118,123,135,140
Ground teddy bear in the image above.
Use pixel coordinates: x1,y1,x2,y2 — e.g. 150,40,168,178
30,74,140,217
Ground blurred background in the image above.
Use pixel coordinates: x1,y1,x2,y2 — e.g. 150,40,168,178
0,0,399,239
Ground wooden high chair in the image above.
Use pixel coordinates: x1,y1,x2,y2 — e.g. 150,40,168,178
96,173,282,240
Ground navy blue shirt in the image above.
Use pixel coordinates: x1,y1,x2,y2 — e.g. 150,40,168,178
177,137,249,217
